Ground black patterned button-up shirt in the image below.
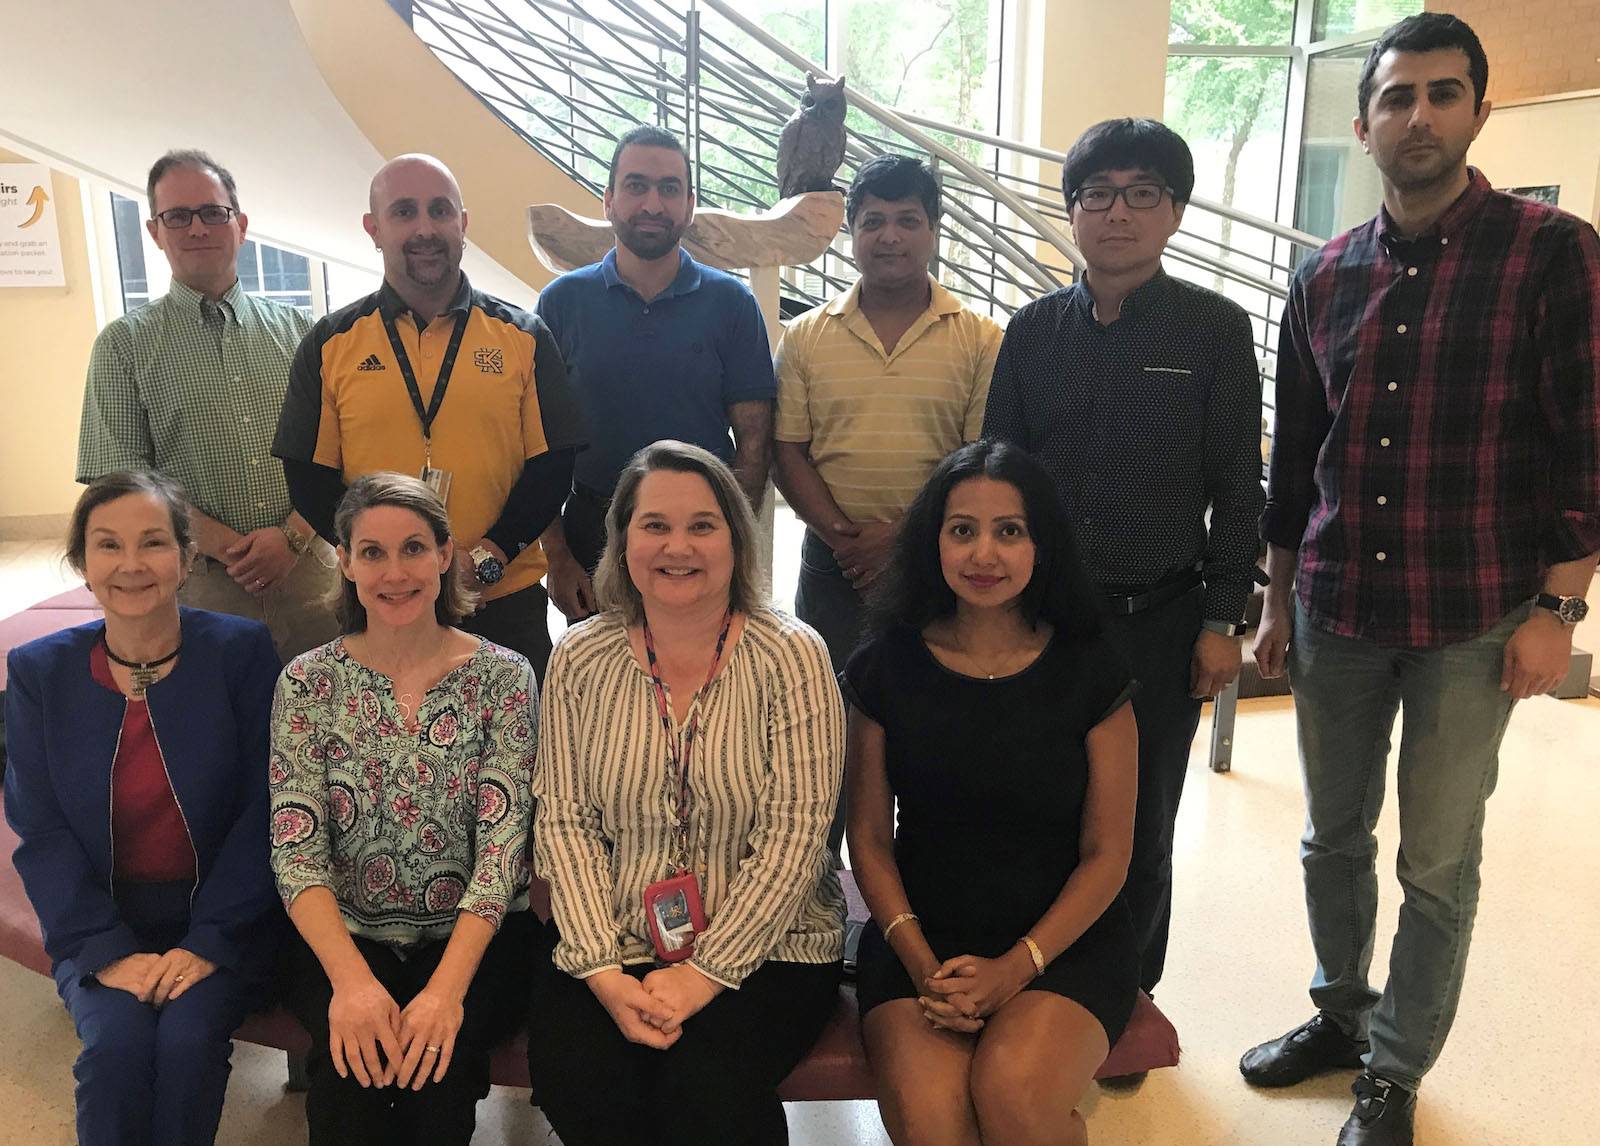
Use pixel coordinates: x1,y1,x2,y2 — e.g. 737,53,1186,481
983,270,1266,624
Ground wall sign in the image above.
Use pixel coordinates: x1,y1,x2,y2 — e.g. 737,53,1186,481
0,163,66,287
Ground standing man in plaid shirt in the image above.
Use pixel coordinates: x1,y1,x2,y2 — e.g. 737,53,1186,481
1240,15,1599,1145
78,150,338,660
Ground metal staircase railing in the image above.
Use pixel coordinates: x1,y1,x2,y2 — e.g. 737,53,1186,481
407,0,1327,466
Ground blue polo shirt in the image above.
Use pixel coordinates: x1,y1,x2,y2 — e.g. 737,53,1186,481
535,247,777,494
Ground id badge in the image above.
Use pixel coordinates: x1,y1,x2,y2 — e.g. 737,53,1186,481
643,870,707,962
419,464,453,506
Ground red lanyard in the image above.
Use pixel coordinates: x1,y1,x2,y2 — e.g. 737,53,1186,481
642,609,734,874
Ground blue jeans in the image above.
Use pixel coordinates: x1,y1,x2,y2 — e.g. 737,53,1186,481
1289,599,1525,1092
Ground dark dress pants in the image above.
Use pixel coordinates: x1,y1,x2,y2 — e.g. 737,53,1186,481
280,910,542,1146
461,583,553,684
793,529,867,856
527,954,842,1146
55,880,258,1146
1100,585,1205,994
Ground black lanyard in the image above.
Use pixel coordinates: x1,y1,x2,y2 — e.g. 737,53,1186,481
380,308,470,450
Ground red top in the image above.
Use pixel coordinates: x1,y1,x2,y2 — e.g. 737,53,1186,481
91,641,196,883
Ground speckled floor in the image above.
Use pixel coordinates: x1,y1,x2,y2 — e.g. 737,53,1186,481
3,541,1597,1145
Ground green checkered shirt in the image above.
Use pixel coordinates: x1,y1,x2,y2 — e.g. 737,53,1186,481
77,279,313,533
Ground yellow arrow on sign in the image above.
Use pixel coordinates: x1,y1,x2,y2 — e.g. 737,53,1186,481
18,185,49,229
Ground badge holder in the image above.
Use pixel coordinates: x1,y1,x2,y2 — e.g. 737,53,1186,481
643,868,708,962
419,441,453,506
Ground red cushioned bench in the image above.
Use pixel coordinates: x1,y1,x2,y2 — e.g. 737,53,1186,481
0,588,1181,1101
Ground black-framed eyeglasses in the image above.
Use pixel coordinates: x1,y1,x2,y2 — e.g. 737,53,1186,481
154,205,237,229
1071,184,1169,212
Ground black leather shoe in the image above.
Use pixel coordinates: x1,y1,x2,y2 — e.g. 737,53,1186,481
1336,1073,1415,1145
1239,1013,1369,1088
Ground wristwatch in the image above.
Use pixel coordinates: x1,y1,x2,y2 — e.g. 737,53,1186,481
470,545,505,585
279,523,310,557
1534,593,1589,626
1201,618,1248,637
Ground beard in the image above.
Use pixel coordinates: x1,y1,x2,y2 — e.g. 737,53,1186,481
1377,132,1473,193
614,213,686,261
402,238,459,286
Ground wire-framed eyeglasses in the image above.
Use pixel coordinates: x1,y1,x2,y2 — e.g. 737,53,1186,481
154,205,238,229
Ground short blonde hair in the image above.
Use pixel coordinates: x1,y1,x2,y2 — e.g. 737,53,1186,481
593,440,764,625
332,472,478,632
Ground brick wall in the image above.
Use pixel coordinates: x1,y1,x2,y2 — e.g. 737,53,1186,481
1426,1,1600,101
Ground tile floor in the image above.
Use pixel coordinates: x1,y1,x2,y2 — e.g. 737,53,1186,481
2,541,1597,1144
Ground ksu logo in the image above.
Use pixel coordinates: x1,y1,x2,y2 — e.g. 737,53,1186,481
474,348,505,374
355,354,385,372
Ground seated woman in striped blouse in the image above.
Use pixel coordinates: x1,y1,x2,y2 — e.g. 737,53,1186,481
529,440,847,1146
269,473,540,1146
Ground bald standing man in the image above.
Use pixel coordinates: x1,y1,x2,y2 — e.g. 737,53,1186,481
273,154,584,678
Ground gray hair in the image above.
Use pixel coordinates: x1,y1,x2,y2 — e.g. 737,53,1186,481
593,440,764,625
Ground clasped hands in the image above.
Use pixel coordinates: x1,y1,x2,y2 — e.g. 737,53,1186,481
915,947,1036,1034
325,976,466,1091
588,963,723,1050
96,948,217,1007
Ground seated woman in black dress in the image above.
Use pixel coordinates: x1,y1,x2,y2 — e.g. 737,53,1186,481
845,440,1139,1146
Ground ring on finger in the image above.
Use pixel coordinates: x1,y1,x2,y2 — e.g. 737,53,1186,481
424,1045,441,1053
174,974,186,983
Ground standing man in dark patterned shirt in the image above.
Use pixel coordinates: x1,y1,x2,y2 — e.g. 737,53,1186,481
983,118,1265,1047
1239,16,1599,1146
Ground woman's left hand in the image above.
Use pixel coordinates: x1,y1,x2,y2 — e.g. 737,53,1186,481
923,949,1035,1019
640,964,723,1032
143,948,218,1007
394,987,465,1089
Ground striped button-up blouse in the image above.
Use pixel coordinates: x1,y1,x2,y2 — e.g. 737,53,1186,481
533,608,846,988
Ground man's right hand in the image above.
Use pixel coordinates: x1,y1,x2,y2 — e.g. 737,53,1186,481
1253,595,1294,679
546,546,597,620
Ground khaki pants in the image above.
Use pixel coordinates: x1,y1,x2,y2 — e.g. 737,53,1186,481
180,540,342,662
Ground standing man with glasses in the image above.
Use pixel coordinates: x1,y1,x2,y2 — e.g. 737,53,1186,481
983,120,1264,1072
1240,15,1599,1145
273,153,583,680
78,149,340,660
534,125,777,620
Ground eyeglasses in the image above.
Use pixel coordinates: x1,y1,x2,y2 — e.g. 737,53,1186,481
1071,184,1169,212
154,205,237,229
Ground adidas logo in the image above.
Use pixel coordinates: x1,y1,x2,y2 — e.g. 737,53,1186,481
356,354,385,372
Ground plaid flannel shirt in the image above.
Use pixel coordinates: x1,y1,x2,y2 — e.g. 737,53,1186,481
1263,169,1600,648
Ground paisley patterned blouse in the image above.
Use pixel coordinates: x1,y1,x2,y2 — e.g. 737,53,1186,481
269,637,536,949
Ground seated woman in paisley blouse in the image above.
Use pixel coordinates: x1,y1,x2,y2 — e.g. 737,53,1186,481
269,472,541,1146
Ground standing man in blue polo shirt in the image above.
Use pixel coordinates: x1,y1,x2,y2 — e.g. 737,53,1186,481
536,125,777,618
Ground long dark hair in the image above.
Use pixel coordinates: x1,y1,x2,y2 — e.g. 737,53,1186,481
869,440,1103,641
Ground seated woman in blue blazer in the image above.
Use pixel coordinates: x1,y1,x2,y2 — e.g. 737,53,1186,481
2,470,284,1146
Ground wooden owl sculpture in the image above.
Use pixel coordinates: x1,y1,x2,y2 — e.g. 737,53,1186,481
777,73,848,199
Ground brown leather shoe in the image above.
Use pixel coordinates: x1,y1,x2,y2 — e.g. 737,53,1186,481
1239,1013,1368,1088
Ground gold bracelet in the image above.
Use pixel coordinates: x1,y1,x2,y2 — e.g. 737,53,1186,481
1020,935,1046,977
881,912,919,942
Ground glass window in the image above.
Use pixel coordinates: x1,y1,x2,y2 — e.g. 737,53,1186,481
110,194,152,312
1170,0,1295,48
1312,0,1422,42
1294,44,1386,238
1165,55,1291,223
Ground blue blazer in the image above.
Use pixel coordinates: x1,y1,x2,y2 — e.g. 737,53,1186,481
3,607,284,985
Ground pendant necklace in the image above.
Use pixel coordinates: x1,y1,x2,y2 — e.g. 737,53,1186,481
102,633,182,699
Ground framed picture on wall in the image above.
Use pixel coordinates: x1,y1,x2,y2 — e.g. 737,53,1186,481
1503,184,1560,207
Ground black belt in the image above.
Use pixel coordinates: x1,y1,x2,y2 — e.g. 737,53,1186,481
1102,566,1203,616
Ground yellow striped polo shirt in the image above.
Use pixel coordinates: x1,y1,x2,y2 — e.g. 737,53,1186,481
774,277,1002,522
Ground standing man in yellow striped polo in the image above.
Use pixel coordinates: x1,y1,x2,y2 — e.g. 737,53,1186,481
773,155,1002,851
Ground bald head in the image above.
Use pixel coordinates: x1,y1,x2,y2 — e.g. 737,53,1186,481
368,153,462,215
363,153,469,299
